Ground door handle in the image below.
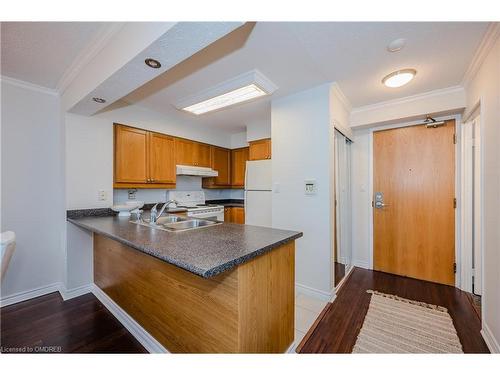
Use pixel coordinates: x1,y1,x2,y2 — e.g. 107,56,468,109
374,192,388,209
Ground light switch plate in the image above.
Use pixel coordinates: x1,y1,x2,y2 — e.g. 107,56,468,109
304,179,317,195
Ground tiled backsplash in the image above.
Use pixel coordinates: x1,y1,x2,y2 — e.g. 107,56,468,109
113,175,244,204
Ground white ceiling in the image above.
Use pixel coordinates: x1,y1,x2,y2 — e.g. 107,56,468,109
1,22,489,134
1,22,109,89
123,22,488,133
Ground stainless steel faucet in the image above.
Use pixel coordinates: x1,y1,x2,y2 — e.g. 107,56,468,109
150,200,179,224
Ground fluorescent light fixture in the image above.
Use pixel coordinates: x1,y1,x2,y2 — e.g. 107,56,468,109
175,70,277,115
183,84,266,115
382,69,417,88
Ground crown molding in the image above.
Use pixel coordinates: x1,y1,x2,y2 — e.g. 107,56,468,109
461,22,500,87
330,82,352,112
56,23,125,94
351,85,464,114
0,75,59,96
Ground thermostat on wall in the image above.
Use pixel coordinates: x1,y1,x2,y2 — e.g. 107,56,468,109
304,179,317,195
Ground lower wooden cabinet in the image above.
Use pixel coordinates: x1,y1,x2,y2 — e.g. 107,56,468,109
224,207,245,224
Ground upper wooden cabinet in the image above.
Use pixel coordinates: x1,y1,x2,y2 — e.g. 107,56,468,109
196,143,211,167
114,124,176,188
249,138,271,160
231,147,249,187
149,133,176,184
175,138,196,166
203,146,231,188
175,138,211,167
114,125,148,184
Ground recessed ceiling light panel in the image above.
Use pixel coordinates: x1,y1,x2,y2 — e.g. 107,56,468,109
382,69,417,88
387,38,406,52
145,58,161,69
92,97,106,103
183,84,267,115
175,70,278,115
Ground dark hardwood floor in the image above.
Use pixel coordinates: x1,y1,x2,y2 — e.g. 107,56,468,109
298,268,490,353
1,292,146,353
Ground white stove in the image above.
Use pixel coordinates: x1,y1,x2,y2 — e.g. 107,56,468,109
167,191,224,221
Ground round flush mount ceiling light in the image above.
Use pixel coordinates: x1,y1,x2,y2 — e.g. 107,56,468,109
145,58,161,69
382,69,417,88
387,38,406,52
92,97,106,103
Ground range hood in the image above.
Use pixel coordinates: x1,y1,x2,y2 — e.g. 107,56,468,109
176,165,218,177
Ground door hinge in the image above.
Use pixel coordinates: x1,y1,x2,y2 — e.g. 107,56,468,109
453,198,457,208
453,134,457,144
371,200,374,208
453,262,457,274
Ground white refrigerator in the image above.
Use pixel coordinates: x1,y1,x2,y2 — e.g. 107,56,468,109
245,159,272,227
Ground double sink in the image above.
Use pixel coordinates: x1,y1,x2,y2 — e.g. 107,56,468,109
131,215,221,232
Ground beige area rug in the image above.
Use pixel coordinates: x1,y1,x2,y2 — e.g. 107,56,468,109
352,290,463,353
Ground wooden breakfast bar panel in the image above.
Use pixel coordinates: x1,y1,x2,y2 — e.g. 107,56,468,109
93,234,296,353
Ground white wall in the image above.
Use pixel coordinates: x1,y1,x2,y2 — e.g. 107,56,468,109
246,118,271,142
464,34,500,351
66,104,237,210
350,129,371,269
271,83,335,299
1,78,65,300
230,131,248,149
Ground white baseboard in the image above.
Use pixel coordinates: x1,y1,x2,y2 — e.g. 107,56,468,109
352,260,370,270
295,283,332,302
481,323,500,353
335,265,355,294
0,282,61,308
91,284,168,353
59,284,94,301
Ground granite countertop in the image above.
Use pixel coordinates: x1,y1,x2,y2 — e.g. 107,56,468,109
68,212,302,278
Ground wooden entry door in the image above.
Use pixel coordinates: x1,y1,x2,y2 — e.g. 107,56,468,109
373,120,456,286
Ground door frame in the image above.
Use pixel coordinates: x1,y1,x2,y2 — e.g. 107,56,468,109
461,100,484,295
367,114,462,288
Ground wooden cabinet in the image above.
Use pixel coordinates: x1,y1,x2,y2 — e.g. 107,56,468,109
175,138,211,167
196,143,212,167
224,207,245,224
114,125,148,183
249,138,271,160
149,133,176,184
175,138,196,166
114,123,250,190
203,146,231,188
231,147,249,187
114,124,176,188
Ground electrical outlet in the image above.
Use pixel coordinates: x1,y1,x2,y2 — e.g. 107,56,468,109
98,190,107,201
128,189,137,200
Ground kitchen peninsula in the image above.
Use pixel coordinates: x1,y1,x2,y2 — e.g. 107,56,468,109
68,212,302,353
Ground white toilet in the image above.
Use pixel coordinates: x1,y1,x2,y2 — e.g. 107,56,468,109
1,231,16,280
